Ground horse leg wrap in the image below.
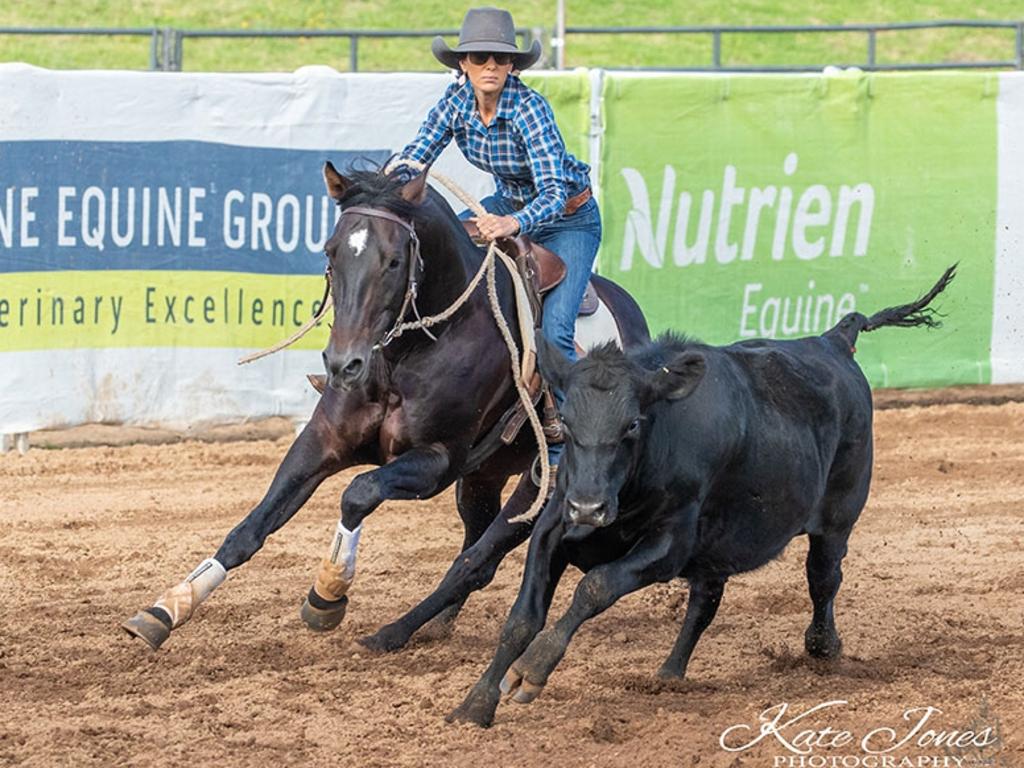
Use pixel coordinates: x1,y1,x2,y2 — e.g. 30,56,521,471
153,558,227,629
313,522,362,602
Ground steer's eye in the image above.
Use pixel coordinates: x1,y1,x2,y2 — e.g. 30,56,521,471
625,418,641,436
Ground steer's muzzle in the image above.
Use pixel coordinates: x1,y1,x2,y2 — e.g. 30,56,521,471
565,496,613,528
323,345,371,391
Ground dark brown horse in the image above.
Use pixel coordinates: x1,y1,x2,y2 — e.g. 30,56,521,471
122,164,649,653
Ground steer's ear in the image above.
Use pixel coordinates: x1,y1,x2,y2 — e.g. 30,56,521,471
645,351,706,404
399,167,431,205
537,336,573,393
323,161,351,201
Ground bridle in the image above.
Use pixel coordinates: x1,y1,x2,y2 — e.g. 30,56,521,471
239,162,552,523
335,205,436,350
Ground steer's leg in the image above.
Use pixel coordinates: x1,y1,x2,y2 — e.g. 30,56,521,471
447,499,567,728
657,576,726,679
300,443,452,631
803,532,849,659
500,528,684,708
360,472,538,652
122,391,370,650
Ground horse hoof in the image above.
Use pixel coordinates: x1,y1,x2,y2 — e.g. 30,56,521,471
300,595,348,631
121,610,171,650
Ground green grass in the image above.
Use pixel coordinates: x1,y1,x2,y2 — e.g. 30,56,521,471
0,0,1020,71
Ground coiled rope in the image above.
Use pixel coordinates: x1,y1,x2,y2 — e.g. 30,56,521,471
238,160,550,523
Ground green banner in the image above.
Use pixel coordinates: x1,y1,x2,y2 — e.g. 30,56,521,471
598,72,997,388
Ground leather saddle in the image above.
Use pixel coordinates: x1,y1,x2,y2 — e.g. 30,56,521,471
461,221,599,319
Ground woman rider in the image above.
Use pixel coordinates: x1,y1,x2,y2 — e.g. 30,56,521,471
397,6,600,490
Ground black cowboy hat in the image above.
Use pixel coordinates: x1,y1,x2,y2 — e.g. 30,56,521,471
432,7,542,71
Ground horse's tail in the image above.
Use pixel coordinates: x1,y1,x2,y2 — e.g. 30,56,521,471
826,264,957,351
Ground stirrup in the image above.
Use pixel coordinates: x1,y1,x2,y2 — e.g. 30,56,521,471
541,387,563,444
530,456,558,502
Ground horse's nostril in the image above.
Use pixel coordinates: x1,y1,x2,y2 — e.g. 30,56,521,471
343,358,364,376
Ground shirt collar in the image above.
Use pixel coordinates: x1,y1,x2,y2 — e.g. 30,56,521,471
454,74,523,123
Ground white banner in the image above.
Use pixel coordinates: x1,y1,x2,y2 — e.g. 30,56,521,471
2,66,1023,435
0,65,505,433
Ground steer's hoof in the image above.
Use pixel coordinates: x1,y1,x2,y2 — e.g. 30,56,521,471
805,626,843,660
446,692,498,728
300,594,348,632
357,625,409,654
121,610,172,650
500,667,545,704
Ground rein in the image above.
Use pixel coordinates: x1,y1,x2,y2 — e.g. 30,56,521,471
237,162,551,523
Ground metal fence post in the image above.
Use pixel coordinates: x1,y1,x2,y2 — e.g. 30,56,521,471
867,28,877,68
712,30,722,69
349,35,358,72
1017,22,1023,69
174,28,184,71
161,26,173,71
149,29,159,70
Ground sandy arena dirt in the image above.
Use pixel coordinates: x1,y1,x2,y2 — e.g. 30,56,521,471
1,396,1021,767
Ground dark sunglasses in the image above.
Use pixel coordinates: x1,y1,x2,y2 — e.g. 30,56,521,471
465,51,514,66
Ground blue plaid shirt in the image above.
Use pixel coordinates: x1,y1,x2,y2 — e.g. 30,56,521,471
400,75,591,235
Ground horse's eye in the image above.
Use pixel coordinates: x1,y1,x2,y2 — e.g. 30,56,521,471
626,418,641,436
388,258,401,271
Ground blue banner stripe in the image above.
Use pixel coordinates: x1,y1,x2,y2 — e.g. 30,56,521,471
0,140,389,275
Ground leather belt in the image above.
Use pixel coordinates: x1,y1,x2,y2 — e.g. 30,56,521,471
563,186,592,216
508,187,593,217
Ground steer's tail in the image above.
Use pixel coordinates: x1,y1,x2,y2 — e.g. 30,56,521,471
826,264,957,351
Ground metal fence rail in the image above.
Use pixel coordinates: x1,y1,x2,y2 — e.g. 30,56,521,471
0,20,1021,72
168,27,540,72
566,20,1024,72
0,26,164,69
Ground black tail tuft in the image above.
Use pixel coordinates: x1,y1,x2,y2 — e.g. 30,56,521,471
863,263,957,332
827,264,957,350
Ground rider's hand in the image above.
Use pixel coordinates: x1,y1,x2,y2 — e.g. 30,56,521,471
472,213,520,241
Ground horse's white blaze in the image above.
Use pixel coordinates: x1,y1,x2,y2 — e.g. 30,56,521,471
328,521,362,581
348,227,369,257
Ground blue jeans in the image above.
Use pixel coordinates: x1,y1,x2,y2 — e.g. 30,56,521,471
460,194,602,466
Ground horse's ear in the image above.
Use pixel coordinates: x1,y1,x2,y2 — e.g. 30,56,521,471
323,161,350,201
399,168,431,205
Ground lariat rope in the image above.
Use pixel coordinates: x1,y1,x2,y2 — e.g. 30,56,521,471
237,270,332,365
237,160,550,523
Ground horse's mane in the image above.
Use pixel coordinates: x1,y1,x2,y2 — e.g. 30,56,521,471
337,168,421,220
335,163,459,230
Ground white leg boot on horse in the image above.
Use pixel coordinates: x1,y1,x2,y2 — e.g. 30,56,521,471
121,558,227,650
300,521,363,631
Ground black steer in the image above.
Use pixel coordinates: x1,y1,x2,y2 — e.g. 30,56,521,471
450,265,956,727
